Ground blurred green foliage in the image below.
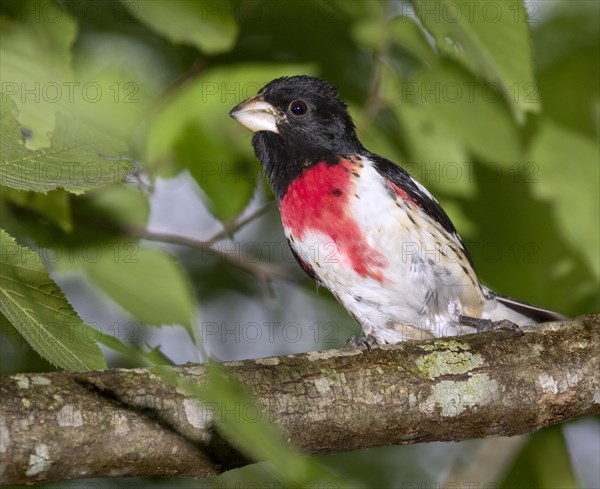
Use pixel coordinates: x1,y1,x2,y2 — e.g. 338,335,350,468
0,0,598,488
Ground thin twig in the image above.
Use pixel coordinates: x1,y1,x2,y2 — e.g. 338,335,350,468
207,201,275,242
127,200,297,283
126,196,302,283
136,228,292,282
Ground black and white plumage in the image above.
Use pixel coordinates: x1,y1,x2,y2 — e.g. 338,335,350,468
230,75,565,344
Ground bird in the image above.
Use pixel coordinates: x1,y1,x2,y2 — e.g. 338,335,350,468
229,75,565,345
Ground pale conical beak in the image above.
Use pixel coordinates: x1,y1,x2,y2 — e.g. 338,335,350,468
229,96,279,134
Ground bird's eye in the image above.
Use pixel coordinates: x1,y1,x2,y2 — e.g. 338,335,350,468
289,100,308,116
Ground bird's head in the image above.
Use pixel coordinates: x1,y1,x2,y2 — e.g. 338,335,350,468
229,76,363,165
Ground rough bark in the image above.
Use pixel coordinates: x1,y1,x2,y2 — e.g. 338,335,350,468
1,315,599,485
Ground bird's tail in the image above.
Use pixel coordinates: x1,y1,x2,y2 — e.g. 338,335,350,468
482,286,568,324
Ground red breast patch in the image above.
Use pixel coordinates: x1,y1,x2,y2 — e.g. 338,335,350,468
280,158,386,281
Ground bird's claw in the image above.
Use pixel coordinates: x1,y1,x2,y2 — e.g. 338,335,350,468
344,334,379,351
459,316,523,336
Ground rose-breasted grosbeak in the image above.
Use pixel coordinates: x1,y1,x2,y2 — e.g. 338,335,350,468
230,76,565,344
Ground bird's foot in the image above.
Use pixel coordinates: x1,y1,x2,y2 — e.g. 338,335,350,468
344,334,379,351
459,316,523,336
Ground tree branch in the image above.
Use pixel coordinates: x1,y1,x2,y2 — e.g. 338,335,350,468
1,315,599,485
128,201,298,284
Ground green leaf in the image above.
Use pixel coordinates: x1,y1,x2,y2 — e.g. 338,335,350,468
351,6,438,68
80,247,195,330
388,15,440,68
390,101,474,200
411,0,539,122
68,31,166,142
0,96,131,194
533,2,600,140
389,93,468,166
95,330,175,367
74,183,149,237
124,0,238,54
1,1,158,146
0,228,106,371
3,185,150,264
528,121,600,282
1,187,73,233
394,62,522,162
175,122,257,222
0,0,76,147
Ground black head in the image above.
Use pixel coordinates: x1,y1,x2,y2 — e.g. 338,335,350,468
229,76,363,199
